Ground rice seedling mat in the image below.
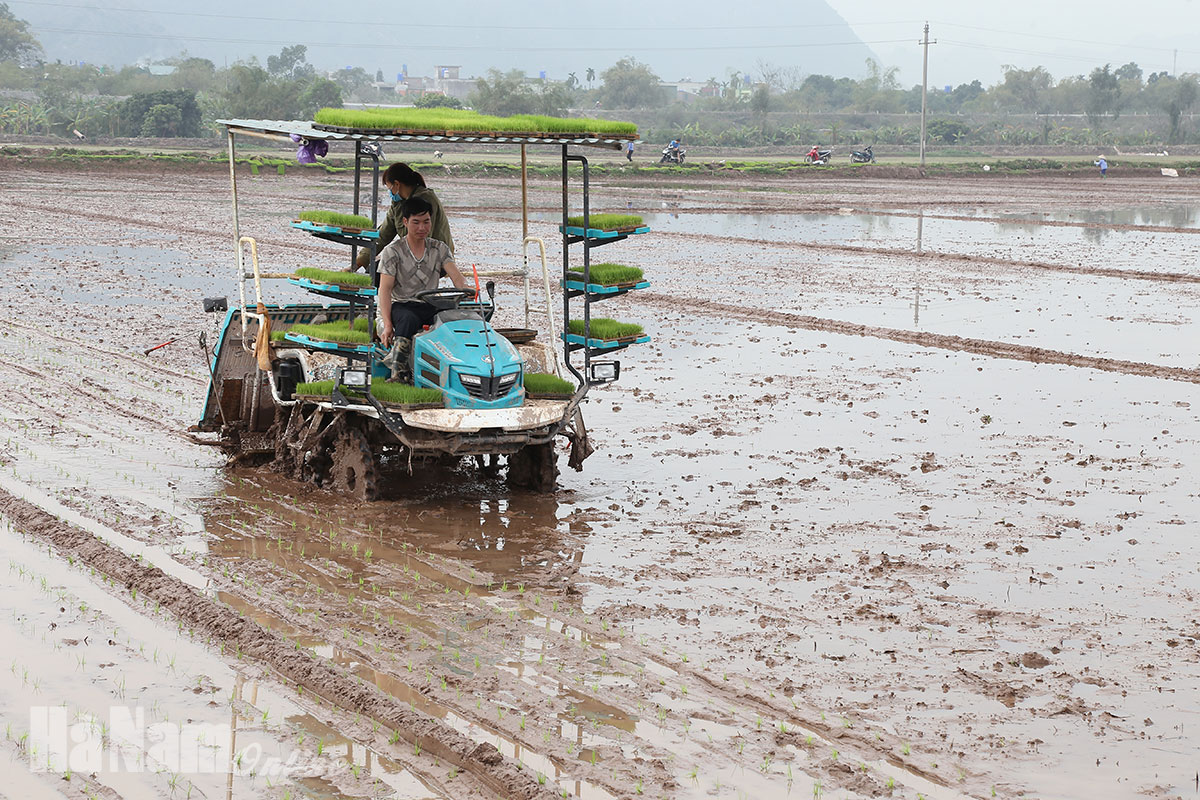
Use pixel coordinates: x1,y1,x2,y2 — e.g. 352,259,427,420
311,108,636,140
562,331,651,350
563,273,651,297
294,379,444,409
283,333,380,355
221,118,638,148
524,372,576,399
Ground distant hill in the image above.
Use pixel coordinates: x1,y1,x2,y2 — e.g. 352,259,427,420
22,0,878,82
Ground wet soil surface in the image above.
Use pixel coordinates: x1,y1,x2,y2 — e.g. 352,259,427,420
0,160,1198,799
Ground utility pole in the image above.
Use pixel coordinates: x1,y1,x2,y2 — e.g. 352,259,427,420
919,22,936,168
1173,48,1178,76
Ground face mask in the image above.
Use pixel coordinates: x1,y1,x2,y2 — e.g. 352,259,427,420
389,190,402,203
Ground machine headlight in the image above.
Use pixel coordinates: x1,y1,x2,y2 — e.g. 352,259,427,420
498,372,519,387
459,373,482,386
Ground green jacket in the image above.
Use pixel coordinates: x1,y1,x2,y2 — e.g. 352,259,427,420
377,186,454,254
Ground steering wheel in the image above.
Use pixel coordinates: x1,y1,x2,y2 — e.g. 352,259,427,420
416,287,477,311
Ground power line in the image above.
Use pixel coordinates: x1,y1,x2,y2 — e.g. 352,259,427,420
10,0,921,34
936,21,1199,57
30,25,917,53
939,38,1175,71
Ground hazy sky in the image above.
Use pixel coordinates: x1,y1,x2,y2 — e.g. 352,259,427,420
833,0,1199,86
9,0,1200,87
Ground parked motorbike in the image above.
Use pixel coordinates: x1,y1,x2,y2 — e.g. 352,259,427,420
805,148,833,165
659,146,686,164
850,145,876,163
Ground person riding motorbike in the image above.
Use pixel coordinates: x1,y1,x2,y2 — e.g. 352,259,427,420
660,139,686,164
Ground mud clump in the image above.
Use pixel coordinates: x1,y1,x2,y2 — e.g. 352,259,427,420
1021,652,1051,669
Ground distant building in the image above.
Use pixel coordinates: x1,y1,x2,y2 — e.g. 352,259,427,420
140,63,176,76
659,80,709,104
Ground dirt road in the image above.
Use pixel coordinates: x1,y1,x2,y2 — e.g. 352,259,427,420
0,159,1197,799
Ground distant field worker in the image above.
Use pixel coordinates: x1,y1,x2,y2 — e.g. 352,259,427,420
626,140,634,162
353,163,454,270
1094,155,1108,177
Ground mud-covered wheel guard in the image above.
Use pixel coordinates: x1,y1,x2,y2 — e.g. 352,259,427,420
564,407,594,471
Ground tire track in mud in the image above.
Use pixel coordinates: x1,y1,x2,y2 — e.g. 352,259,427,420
0,488,556,800
0,355,185,435
0,198,329,258
5,319,205,385
641,292,1200,384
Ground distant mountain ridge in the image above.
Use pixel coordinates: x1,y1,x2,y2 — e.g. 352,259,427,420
21,0,878,81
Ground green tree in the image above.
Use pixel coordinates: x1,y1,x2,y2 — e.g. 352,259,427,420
566,72,578,90
332,66,371,94
221,63,304,119
298,76,342,116
1150,75,1200,143
585,67,595,87
118,89,201,136
598,57,664,109
854,58,901,112
141,103,182,136
0,2,42,65
926,118,970,143
1114,61,1143,84
470,69,570,116
470,69,537,115
415,93,463,109
1086,64,1121,125
797,74,855,111
267,45,314,80
750,85,769,115
173,58,216,91
998,65,1053,112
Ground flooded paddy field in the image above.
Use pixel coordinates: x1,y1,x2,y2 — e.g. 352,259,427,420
0,161,1198,799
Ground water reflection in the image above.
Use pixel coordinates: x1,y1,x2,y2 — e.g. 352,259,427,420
203,469,590,585
490,208,1199,271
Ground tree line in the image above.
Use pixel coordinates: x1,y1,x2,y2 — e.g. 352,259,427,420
1,1,1196,145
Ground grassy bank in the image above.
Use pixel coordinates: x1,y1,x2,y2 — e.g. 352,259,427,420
3,144,1198,178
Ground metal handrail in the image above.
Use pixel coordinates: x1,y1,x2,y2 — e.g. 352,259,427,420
522,236,560,376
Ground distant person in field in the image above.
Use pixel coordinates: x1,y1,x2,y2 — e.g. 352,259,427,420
1094,156,1108,178
377,195,469,346
626,140,634,162
351,163,454,271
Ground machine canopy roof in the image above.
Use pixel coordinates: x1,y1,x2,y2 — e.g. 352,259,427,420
219,119,633,150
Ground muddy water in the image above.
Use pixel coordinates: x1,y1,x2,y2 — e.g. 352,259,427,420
458,208,1200,367
3,165,1200,798
0,520,445,799
497,206,1200,271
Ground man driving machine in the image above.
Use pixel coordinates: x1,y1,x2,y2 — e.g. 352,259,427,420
377,196,470,348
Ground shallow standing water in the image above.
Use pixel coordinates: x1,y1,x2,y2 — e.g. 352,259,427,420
1,164,1199,799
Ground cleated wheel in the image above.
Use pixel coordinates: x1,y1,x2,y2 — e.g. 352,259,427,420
506,441,558,493
329,424,379,500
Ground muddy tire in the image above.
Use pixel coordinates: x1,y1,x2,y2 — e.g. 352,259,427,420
328,424,379,500
506,441,558,492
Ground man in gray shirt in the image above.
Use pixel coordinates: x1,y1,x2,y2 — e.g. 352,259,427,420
377,195,470,346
